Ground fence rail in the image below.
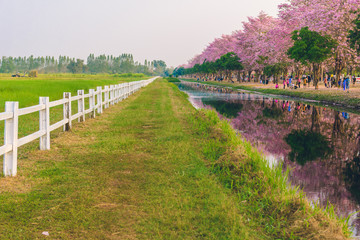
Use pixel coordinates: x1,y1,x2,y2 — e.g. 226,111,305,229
0,76,158,176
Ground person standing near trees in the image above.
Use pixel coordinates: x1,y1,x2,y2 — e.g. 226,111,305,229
346,76,350,92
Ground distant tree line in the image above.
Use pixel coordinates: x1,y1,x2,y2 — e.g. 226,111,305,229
0,54,169,76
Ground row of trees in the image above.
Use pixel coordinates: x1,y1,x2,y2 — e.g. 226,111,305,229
0,54,169,76
178,0,360,89
173,52,243,81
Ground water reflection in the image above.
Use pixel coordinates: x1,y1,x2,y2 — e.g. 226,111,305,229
285,130,332,165
178,82,360,236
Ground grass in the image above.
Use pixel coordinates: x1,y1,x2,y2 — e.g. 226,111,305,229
164,77,181,82
0,73,149,109
186,107,351,239
0,73,150,145
0,78,351,239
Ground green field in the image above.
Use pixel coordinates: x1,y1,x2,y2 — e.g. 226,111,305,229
0,73,149,109
0,79,349,239
0,73,150,146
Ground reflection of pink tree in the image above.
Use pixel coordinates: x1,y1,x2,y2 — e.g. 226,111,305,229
183,82,360,233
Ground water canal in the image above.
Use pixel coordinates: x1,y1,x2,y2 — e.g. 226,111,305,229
177,81,360,236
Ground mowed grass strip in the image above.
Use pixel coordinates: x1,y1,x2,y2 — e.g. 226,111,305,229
0,79,256,239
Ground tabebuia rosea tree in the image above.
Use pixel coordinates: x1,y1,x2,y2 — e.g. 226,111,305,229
181,0,360,84
349,13,360,55
287,27,337,89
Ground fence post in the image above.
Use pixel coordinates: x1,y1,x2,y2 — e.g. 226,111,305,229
121,84,124,100
104,86,109,109
3,101,19,176
89,89,95,118
115,84,119,103
77,90,85,122
127,83,130,98
109,85,114,106
96,86,102,114
107,85,110,108
117,84,120,102
39,97,50,150
63,92,72,131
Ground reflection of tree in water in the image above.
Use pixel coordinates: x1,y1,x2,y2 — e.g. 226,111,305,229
332,111,343,139
344,154,360,202
311,107,321,133
183,82,360,234
201,99,243,118
262,106,283,119
344,132,360,203
285,129,332,165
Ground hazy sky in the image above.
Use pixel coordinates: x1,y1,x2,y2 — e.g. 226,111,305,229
0,0,286,67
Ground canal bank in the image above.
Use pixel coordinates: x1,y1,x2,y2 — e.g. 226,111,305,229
0,79,350,239
169,78,351,239
177,80,357,238
180,78,360,111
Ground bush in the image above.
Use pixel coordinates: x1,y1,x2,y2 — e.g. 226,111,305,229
113,73,146,78
29,70,38,77
166,77,180,82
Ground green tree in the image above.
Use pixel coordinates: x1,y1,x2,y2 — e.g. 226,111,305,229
215,52,243,80
287,27,337,89
67,59,85,73
153,60,167,76
173,67,185,77
349,13,360,54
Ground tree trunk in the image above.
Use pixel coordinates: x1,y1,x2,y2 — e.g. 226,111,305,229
332,111,343,139
320,64,324,83
237,70,241,82
311,107,321,133
334,53,345,87
312,63,320,90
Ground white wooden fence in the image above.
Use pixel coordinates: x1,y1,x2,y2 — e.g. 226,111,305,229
0,76,158,177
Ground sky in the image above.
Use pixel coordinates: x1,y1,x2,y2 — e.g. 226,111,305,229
0,0,286,68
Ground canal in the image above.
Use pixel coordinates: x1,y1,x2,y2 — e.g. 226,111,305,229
177,81,360,236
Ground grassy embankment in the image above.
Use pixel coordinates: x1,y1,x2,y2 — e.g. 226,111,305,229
0,73,150,145
0,78,350,239
181,78,360,110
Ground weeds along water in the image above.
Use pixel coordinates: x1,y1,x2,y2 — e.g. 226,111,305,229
187,105,351,239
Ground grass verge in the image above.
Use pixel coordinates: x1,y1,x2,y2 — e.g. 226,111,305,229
0,79,350,239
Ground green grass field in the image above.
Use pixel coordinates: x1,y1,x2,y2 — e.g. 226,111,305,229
0,73,150,145
0,73,149,109
0,79,350,239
